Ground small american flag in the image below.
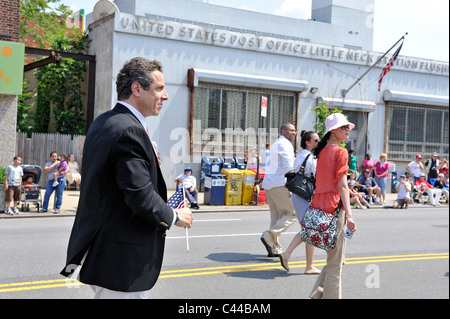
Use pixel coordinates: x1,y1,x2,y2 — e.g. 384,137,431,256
378,42,403,91
167,188,186,209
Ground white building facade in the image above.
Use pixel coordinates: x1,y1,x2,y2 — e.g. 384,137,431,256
87,0,449,186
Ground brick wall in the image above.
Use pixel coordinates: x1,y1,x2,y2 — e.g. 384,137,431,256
0,0,20,42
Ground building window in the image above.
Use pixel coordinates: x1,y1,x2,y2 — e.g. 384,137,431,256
193,83,297,156
388,102,449,161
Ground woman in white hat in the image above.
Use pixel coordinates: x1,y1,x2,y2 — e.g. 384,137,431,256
308,113,357,299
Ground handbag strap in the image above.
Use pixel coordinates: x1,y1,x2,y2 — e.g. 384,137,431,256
297,153,312,173
332,200,343,218
336,200,343,213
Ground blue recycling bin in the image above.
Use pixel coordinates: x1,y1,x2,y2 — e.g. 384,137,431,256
234,157,246,170
204,174,226,205
200,156,223,191
222,156,236,169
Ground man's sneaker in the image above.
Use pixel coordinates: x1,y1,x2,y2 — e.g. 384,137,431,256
13,207,19,214
52,180,59,187
6,208,14,215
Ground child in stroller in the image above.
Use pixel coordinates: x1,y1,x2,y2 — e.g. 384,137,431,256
23,176,34,191
20,165,43,212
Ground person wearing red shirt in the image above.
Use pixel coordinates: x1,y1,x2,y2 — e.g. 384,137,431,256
308,113,357,299
415,173,443,206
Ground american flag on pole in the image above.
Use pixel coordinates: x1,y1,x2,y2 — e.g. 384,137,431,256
169,183,190,252
167,188,186,209
378,42,403,91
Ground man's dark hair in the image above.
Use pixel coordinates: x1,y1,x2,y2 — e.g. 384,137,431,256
280,123,294,133
116,58,163,101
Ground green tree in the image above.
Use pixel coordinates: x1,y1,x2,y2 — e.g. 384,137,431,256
36,37,87,134
19,0,75,47
17,79,35,135
19,0,87,135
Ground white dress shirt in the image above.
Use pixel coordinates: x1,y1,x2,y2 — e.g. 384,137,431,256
262,135,295,190
117,101,147,130
293,149,317,177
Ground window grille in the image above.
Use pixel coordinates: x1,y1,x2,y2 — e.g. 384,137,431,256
193,83,297,156
388,102,449,161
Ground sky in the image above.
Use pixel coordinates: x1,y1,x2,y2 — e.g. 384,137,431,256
57,0,449,62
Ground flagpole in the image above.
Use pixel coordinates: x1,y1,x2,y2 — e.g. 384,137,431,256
181,181,190,252
341,32,407,97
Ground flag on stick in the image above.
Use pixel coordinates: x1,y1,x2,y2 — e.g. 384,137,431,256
167,184,190,252
181,182,190,252
167,188,186,210
378,41,403,91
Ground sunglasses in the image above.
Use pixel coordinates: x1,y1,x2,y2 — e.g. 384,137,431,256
312,138,320,142
340,125,351,130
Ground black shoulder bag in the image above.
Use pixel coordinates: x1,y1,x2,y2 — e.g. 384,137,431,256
285,153,316,202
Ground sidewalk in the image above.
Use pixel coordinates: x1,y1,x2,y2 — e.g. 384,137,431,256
0,188,445,219
0,189,269,218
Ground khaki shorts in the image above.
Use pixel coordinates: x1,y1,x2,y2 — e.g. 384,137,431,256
5,185,21,202
395,198,408,206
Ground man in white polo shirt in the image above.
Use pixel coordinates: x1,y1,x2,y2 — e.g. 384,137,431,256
406,154,426,182
261,123,297,257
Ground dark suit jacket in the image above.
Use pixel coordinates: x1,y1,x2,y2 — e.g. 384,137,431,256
60,103,174,292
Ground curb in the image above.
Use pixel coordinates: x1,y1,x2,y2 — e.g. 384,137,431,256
0,206,271,219
1,203,448,219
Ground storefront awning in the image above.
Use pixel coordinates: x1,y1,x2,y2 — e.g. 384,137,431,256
383,90,449,107
188,68,309,92
318,97,376,112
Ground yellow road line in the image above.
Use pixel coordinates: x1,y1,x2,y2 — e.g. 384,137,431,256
0,253,447,293
160,252,449,275
159,253,449,279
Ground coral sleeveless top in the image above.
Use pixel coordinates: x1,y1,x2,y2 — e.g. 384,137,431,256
310,145,349,214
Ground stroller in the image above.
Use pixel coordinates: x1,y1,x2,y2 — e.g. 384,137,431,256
20,165,43,212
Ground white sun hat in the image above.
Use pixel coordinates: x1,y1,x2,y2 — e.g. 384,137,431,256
324,113,355,135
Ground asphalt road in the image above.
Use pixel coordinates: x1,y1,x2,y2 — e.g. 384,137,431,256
0,206,448,300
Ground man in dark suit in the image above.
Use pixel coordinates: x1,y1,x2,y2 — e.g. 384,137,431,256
61,58,193,299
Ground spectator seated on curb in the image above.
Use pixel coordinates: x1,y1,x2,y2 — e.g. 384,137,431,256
174,167,200,210
415,173,443,206
357,169,382,205
434,173,449,204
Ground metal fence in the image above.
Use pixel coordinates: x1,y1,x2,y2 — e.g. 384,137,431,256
193,83,297,156
15,133,85,185
388,102,449,161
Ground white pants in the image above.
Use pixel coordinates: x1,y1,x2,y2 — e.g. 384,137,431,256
90,285,148,299
427,188,443,205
